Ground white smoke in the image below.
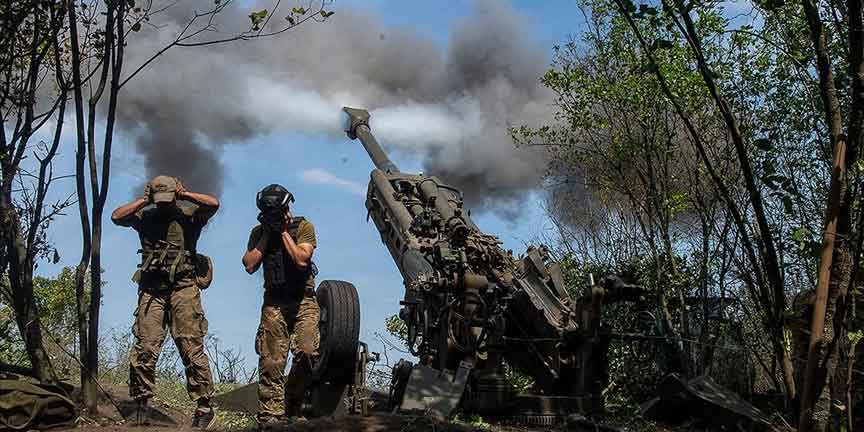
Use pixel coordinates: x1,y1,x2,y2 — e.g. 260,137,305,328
298,168,366,196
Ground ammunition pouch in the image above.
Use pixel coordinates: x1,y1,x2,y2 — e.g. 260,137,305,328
262,249,317,288
133,240,194,285
194,253,214,290
263,248,290,287
261,216,317,294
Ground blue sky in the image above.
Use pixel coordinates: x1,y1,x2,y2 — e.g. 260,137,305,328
31,0,586,374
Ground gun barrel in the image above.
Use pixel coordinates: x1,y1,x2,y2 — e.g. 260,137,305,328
342,107,399,172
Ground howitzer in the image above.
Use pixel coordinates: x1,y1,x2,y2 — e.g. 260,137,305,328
342,107,647,423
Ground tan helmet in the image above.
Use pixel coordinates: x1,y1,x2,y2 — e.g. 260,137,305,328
148,175,179,203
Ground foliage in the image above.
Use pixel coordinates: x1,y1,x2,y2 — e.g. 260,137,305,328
0,268,89,375
502,363,534,394
385,313,409,346
0,0,75,381
451,413,491,430
515,0,807,414
0,286,26,365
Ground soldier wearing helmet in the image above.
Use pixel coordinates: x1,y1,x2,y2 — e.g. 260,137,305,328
111,175,218,428
242,184,319,425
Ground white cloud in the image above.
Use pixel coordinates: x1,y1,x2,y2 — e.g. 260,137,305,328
298,168,367,196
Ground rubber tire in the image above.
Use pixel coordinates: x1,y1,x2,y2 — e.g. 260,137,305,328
311,280,361,385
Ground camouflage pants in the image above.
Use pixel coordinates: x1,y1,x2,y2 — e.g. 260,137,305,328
129,284,214,403
256,290,320,422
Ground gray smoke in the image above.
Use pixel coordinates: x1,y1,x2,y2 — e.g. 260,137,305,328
118,0,552,213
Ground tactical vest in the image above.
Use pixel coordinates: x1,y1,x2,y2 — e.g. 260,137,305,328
262,217,317,292
133,206,199,286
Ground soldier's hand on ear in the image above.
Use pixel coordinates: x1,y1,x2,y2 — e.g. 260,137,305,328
142,183,152,202
175,178,187,197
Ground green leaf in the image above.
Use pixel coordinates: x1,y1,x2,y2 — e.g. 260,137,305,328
249,9,268,29
791,227,809,243
855,159,864,175
292,7,307,15
131,22,141,32
286,15,295,25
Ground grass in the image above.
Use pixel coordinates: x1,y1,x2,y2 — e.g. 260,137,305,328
451,414,491,430
152,379,256,430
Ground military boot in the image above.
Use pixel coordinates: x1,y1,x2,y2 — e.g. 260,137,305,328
284,397,307,423
131,398,150,426
191,399,215,429
257,417,287,432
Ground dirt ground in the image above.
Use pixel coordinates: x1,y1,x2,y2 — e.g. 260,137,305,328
49,381,794,432
55,383,573,432
63,416,565,432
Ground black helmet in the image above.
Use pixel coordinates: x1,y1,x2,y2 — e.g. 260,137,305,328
256,184,294,212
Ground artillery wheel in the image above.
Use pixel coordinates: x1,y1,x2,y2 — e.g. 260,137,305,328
311,280,361,385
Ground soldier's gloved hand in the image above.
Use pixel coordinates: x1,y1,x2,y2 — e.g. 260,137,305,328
268,219,286,234
258,212,284,234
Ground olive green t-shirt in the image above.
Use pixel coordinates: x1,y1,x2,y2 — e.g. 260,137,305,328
247,219,316,296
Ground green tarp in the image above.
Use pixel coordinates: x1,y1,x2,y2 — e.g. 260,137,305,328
0,378,76,430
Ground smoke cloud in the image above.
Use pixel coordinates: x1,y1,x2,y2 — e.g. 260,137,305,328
118,0,553,214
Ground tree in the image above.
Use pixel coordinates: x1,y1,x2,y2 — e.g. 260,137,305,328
514,0,781,400
613,1,863,429
518,0,864,426
1,267,89,377
0,0,74,382
527,0,864,428
606,0,800,408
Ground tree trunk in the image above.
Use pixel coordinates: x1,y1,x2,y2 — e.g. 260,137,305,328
795,3,853,428
66,0,97,412
773,328,797,407
799,137,848,432
10,279,50,381
85,225,101,412
0,191,51,381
